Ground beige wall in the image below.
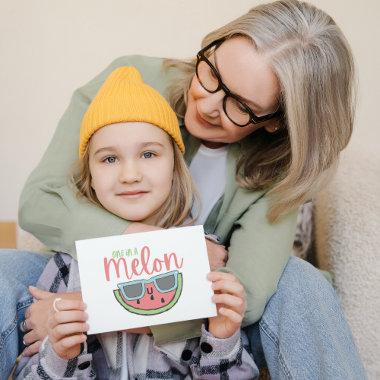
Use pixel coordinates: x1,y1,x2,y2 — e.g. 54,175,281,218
1,0,379,221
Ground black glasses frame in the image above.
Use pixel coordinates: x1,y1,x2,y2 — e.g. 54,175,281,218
196,37,283,127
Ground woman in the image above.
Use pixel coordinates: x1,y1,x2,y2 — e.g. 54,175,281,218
0,0,366,378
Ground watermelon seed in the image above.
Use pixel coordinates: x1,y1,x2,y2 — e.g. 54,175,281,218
137,299,140,304
150,295,154,301
161,298,165,303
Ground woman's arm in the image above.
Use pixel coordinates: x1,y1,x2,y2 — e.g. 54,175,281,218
219,194,298,326
18,55,167,256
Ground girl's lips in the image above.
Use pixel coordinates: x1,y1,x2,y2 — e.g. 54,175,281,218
117,191,148,199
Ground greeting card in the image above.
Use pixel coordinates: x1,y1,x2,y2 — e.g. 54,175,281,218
76,225,217,334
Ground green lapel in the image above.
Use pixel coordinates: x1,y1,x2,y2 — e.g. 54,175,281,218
215,143,240,226
214,143,266,241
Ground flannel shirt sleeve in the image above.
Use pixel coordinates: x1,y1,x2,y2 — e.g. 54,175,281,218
15,337,95,379
189,326,259,379
34,252,72,292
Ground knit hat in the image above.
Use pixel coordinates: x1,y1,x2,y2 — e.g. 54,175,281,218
79,66,184,158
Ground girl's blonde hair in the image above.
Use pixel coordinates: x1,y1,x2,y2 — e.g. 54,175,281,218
72,140,196,228
164,0,356,222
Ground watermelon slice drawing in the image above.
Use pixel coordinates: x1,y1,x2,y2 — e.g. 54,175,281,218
113,270,183,315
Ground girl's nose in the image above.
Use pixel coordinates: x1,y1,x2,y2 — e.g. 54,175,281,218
119,161,142,183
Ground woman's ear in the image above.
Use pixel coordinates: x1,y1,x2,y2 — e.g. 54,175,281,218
264,118,281,133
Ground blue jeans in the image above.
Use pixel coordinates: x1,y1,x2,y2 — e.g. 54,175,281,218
0,249,49,379
244,257,367,379
0,251,366,379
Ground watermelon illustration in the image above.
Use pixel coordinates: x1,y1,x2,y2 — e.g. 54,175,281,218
113,270,183,315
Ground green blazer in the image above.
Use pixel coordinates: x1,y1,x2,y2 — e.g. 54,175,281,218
19,55,297,344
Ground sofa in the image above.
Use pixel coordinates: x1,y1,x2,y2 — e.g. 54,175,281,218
314,137,380,379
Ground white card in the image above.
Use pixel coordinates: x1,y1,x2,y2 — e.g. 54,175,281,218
76,225,217,334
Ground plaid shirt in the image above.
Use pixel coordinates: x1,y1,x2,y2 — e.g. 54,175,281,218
15,253,258,379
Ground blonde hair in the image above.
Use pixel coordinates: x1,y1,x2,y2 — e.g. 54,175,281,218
164,0,356,222
72,140,196,228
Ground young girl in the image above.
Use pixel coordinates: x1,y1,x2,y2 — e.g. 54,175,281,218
15,67,258,379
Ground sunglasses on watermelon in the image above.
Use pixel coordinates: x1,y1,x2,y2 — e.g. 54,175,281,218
117,270,179,301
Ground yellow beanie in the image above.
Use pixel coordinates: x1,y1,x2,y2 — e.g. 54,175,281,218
79,66,184,158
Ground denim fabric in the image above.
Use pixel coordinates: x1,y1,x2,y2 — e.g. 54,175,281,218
244,257,367,380
0,250,49,379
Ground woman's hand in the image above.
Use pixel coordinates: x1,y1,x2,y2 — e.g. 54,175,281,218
22,287,83,357
207,272,246,339
205,240,228,270
47,298,89,360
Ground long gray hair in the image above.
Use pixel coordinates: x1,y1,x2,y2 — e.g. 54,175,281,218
164,0,356,222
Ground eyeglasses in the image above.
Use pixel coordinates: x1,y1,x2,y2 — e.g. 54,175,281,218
117,270,179,301
196,37,282,127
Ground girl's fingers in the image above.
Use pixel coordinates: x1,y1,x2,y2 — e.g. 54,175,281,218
22,330,39,346
24,306,31,319
51,322,89,341
211,279,245,297
22,340,42,357
218,307,244,325
212,293,246,312
54,334,87,351
207,271,238,283
54,299,87,312
28,286,53,301
50,310,88,328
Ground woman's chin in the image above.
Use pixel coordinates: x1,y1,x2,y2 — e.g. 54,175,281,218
185,116,216,142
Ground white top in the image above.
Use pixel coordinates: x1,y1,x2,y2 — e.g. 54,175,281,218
189,144,228,225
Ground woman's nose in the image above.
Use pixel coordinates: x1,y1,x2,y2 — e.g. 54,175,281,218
199,90,225,119
119,161,142,183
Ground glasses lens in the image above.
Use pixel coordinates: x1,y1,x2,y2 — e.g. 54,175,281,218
197,60,219,92
225,96,251,126
154,272,177,293
120,282,144,300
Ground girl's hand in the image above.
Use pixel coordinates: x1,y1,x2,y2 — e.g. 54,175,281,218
207,272,246,339
22,287,83,357
48,298,89,360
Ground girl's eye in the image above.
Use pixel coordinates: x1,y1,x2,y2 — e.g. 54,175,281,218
103,156,117,164
142,151,155,159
